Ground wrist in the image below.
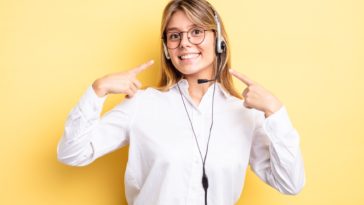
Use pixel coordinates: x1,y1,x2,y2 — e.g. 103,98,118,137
92,78,108,97
264,101,283,118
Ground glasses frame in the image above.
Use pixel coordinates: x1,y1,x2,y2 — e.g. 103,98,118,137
163,27,213,49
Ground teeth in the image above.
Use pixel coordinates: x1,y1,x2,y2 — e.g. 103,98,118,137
180,53,200,60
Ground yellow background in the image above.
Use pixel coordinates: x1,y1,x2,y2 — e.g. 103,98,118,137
1,0,363,204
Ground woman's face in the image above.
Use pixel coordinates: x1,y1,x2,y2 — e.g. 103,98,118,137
165,10,216,79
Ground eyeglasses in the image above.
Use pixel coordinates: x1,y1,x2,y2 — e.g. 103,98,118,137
164,27,211,49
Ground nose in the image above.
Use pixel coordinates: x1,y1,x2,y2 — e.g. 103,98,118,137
179,32,192,48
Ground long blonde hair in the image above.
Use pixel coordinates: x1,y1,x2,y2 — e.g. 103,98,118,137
158,0,241,99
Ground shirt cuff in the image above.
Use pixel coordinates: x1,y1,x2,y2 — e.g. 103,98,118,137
78,85,107,121
262,106,299,145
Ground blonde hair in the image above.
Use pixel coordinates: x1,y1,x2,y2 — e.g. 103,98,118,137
158,0,241,99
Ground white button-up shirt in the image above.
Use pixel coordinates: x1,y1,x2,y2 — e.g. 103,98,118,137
57,79,305,205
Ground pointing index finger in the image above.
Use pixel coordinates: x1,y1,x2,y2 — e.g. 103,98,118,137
131,60,154,74
229,69,254,86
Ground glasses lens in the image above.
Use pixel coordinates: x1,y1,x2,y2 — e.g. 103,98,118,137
189,28,205,44
166,32,181,49
165,27,205,49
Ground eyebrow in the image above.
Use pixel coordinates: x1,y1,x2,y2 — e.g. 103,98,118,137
166,24,197,32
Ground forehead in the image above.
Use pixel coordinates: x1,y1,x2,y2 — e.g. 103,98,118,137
166,10,197,32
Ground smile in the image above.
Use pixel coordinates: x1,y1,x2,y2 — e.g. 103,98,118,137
178,53,201,60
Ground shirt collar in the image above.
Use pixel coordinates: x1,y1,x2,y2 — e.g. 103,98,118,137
171,78,230,98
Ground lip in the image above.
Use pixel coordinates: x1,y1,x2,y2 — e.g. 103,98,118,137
178,52,201,61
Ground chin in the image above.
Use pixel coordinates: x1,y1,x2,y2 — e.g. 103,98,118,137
171,54,215,77
177,65,214,79
177,65,201,75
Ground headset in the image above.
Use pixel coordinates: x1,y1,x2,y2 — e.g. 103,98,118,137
163,10,226,60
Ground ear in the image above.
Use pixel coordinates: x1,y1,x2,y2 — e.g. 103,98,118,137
163,42,171,60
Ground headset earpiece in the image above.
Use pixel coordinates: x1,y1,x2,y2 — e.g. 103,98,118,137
214,13,226,54
163,42,171,60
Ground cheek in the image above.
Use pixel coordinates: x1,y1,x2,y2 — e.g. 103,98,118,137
169,51,180,66
200,41,216,61
200,35,216,57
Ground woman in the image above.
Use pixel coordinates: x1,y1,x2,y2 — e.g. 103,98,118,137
57,0,305,204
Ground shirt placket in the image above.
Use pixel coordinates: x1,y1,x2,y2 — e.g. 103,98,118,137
186,104,208,205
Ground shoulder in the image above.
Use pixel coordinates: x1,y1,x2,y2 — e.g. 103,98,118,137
123,86,173,105
224,95,264,119
136,86,171,99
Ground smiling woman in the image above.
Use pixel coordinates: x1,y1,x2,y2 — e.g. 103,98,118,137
158,0,240,102
57,0,305,205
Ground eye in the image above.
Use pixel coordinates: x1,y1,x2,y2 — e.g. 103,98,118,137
168,33,180,41
191,28,204,36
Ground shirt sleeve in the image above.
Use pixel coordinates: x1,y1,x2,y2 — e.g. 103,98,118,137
249,106,306,195
57,85,138,166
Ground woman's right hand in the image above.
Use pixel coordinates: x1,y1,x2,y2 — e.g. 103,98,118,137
92,60,154,98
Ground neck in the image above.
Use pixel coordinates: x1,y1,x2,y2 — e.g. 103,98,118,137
184,70,215,106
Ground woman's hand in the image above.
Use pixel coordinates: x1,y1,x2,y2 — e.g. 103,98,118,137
92,60,154,98
229,69,283,118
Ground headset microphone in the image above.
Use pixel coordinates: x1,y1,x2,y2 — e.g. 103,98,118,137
197,13,226,85
197,79,214,84
197,78,216,84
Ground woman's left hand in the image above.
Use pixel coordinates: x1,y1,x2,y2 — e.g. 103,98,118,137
229,69,283,118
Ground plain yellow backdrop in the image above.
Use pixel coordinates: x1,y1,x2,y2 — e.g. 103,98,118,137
1,0,363,204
